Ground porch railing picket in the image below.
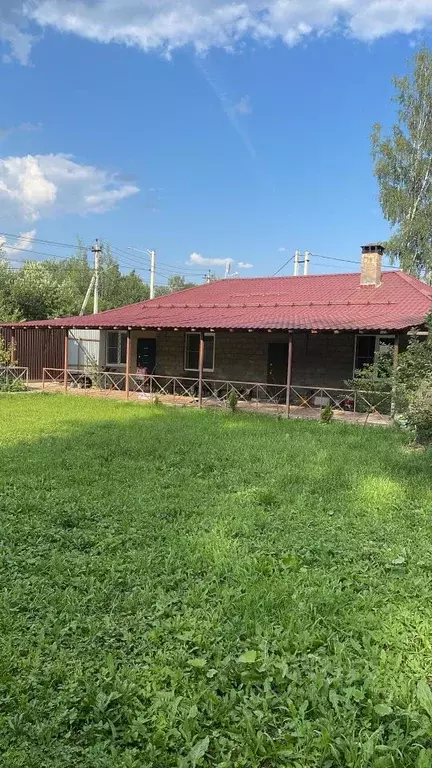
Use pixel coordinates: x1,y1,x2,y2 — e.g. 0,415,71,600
39,369,392,423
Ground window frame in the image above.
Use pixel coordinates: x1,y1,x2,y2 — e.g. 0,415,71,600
353,334,395,379
184,332,215,372
106,331,127,368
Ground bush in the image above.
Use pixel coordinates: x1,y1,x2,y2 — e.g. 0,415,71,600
321,404,334,423
408,381,432,445
228,389,239,413
0,375,26,393
394,333,432,413
345,347,393,415
0,335,15,366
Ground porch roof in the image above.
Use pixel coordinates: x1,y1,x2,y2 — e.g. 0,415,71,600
3,271,431,332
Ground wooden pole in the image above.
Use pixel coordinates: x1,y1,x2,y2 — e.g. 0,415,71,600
10,330,16,365
198,332,205,408
391,334,400,417
125,330,131,400
285,331,293,418
63,331,69,393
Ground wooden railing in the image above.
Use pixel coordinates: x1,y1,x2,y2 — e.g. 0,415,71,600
42,369,392,420
0,366,29,388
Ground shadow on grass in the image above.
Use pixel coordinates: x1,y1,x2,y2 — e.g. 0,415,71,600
0,398,432,767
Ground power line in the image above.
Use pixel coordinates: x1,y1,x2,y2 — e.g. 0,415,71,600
312,253,394,266
272,254,295,277
0,231,78,249
1,244,70,260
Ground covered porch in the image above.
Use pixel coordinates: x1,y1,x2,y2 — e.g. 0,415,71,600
39,326,398,423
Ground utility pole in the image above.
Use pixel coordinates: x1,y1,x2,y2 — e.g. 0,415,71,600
304,251,311,276
150,249,156,300
224,260,231,279
127,246,157,298
92,239,102,314
80,274,96,315
293,250,300,276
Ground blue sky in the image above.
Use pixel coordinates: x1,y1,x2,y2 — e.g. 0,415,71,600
0,2,431,285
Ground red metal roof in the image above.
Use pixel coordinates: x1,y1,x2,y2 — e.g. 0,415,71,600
4,271,432,332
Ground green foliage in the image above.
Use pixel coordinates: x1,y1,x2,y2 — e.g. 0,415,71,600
320,403,334,423
11,261,62,320
372,46,432,278
228,388,239,412
407,380,432,445
395,331,432,411
0,241,196,322
0,396,432,766
346,347,393,414
0,335,12,365
0,374,26,392
155,275,197,298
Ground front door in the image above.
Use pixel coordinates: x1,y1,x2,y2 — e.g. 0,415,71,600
267,343,288,384
137,338,156,373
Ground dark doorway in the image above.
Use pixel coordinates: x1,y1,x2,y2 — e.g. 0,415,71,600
136,338,156,373
267,343,288,384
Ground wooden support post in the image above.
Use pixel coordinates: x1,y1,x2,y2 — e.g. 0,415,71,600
63,331,69,393
198,332,205,408
285,331,293,418
10,330,16,365
125,330,131,400
391,334,400,417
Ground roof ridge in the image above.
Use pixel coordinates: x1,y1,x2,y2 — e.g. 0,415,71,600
395,270,432,299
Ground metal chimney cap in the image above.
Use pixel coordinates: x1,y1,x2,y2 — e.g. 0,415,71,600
361,243,385,255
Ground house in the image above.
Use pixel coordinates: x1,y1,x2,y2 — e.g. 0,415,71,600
2,244,431,413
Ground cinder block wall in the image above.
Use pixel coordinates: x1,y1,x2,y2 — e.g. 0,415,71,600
152,330,357,388
292,332,356,388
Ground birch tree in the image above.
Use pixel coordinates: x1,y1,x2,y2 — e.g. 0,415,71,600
372,47,432,278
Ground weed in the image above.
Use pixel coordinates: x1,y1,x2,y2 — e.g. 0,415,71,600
227,388,239,413
321,403,334,423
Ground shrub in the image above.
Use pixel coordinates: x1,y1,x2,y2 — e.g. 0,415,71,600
0,335,14,366
321,404,334,423
394,332,432,413
0,375,26,393
345,347,393,415
408,381,432,445
227,389,239,413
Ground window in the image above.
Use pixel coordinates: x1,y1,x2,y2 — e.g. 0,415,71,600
106,331,127,366
185,333,215,371
354,335,394,377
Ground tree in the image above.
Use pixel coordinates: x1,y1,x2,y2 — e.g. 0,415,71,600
11,262,62,320
155,275,197,297
0,260,20,322
45,242,93,316
372,46,432,278
166,275,196,293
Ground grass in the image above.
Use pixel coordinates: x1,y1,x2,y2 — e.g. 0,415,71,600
0,395,432,767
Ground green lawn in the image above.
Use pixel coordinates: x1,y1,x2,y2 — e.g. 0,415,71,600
1,395,432,767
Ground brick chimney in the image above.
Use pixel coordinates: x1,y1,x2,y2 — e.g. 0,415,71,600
360,243,384,286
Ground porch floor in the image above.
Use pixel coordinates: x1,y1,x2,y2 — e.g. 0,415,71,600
30,381,391,426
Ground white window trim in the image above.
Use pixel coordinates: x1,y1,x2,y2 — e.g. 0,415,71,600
106,330,127,368
353,334,395,377
184,332,215,372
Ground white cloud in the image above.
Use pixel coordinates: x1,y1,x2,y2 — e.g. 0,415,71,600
278,246,287,252
188,253,254,270
0,228,36,267
2,1,432,63
0,153,139,222
188,252,233,267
